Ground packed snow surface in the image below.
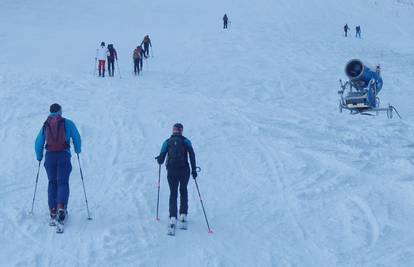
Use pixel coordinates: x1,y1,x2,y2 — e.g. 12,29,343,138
1,0,414,266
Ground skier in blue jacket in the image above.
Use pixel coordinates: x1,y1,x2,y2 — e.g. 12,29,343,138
35,103,81,227
156,123,197,231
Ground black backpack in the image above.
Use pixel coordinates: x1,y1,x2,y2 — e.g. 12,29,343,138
167,135,188,168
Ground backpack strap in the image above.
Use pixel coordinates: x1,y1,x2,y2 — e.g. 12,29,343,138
56,118,66,142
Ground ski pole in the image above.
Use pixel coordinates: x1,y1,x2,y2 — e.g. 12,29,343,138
193,167,213,234
116,60,122,79
29,161,42,215
145,57,149,71
93,58,97,76
77,154,92,220
156,163,161,221
151,47,154,58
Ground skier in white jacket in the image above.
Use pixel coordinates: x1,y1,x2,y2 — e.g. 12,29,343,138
95,42,109,77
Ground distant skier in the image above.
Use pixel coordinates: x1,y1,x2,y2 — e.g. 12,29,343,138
223,14,229,29
35,103,81,232
156,123,198,234
356,25,361,38
133,46,144,75
344,24,350,37
141,35,152,58
138,45,144,71
107,44,118,77
95,42,109,77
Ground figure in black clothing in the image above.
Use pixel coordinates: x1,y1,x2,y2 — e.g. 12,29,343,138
355,25,361,38
156,123,198,227
223,14,229,29
107,44,118,77
344,24,350,37
138,45,144,70
141,35,152,58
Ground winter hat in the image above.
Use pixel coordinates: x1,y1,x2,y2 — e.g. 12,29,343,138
101,41,105,46
50,103,62,113
173,123,183,134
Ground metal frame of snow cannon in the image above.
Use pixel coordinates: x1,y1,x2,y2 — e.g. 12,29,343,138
338,59,401,119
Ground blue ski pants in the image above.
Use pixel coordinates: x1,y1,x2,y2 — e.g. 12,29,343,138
44,152,72,210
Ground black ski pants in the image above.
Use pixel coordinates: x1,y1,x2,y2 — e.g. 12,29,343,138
134,59,141,74
107,58,115,77
224,21,228,29
167,166,190,218
108,57,115,77
144,44,150,57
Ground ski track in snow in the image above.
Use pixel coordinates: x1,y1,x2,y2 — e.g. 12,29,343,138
1,0,414,266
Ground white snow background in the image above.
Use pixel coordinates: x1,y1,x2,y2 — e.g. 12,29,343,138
1,0,414,266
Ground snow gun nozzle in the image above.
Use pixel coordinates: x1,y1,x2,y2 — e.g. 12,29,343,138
196,167,201,173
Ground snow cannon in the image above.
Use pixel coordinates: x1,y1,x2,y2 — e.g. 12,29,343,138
338,59,400,118
345,59,383,92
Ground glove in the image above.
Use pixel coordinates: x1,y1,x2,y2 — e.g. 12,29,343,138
155,156,163,165
192,170,198,179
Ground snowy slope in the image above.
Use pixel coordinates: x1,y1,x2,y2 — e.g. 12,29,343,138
1,0,414,266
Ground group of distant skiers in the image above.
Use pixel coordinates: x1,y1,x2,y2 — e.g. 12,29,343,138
94,35,152,77
133,35,152,76
344,24,362,38
34,103,198,234
95,42,118,77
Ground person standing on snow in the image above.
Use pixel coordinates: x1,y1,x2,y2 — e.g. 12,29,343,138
223,14,229,29
35,103,81,229
107,44,118,77
138,45,144,71
133,46,144,75
156,123,198,231
141,35,152,58
95,42,109,77
344,24,350,37
355,25,361,38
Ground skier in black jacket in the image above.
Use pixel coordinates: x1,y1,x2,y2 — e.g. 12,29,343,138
156,123,197,231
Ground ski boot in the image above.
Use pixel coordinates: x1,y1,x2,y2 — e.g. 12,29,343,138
49,208,57,226
168,217,176,236
179,214,188,230
56,208,66,234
